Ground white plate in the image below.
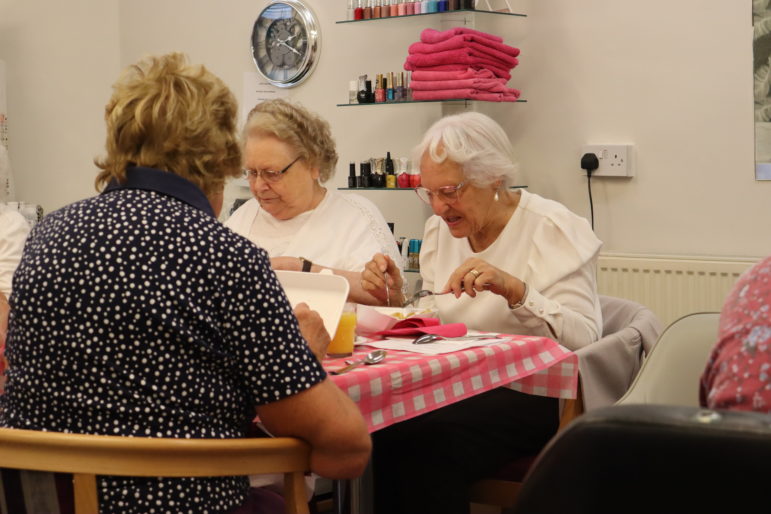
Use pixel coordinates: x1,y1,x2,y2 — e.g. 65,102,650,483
275,270,349,337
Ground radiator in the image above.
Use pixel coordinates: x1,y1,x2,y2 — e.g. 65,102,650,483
597,253,757,327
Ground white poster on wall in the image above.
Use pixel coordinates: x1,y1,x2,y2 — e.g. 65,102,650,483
0,60,15,201
241,71,288,128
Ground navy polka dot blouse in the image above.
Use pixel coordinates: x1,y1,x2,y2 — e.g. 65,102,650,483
0,167,326,513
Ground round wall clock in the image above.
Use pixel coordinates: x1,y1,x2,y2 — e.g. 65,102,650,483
251,0,321,88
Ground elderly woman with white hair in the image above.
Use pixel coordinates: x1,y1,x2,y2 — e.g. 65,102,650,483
362,111,602,514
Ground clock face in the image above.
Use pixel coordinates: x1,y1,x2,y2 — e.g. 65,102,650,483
251,1,319,88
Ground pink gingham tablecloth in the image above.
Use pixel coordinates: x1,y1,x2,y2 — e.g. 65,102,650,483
324,334,577,433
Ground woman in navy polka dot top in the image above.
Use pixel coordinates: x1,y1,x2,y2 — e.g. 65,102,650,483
0,53,371,513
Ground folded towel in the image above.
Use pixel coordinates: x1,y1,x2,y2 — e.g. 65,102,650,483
412,88,521,102
420,27,503,44
410,78,510,93
411,68,497,81
411,34,521,58
406,47,518,70
404,60,513,81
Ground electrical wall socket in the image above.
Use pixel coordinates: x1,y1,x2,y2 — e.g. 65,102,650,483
580,145,634,177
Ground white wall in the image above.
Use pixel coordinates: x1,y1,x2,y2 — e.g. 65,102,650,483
2,0,767,261
0,0,120,210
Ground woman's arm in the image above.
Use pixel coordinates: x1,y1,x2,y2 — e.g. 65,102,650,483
257,377,372,479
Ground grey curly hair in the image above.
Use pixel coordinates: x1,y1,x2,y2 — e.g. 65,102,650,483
242,99,339,182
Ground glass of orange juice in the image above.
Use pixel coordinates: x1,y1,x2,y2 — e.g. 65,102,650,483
328,302,357,358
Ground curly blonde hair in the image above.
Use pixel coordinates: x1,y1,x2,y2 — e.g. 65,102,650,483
94,53,241,196
243,99,338,183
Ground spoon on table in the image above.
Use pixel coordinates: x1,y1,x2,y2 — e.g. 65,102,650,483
331,349,388,375
412,333,503,345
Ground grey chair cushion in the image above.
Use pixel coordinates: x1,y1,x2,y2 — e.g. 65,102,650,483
576,296,662,411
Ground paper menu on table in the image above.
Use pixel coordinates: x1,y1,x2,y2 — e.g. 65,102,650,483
356,334,511,355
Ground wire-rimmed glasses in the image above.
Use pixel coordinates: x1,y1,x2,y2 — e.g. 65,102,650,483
414,181,466,205
243,156,301,183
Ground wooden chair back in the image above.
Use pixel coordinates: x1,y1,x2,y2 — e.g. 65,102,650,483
0,427,311,514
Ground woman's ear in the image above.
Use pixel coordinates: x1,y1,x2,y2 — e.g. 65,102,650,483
310,165,321,181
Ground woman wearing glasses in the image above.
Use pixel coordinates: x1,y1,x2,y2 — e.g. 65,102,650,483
225,99,401,305
362,111,602,514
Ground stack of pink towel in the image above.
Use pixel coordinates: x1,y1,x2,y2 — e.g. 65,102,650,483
404,27,521,102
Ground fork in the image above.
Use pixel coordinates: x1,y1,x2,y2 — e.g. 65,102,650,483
403,289,452,307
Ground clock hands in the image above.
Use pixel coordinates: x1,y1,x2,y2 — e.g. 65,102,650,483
278,40,301,56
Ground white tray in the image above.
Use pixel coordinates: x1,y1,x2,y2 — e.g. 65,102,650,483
275,270,349,337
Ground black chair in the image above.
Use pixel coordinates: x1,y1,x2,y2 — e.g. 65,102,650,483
509,404,771,514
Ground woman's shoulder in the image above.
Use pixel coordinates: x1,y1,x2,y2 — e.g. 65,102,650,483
224,197,260,230
518,191,592,233
326,190,381,214
516,190,601,259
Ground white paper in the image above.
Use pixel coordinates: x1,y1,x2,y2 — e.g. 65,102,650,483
356,333,511,355
241,71,289,128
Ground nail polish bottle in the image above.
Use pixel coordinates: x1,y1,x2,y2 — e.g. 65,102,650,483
409,168,421,188
361,161,372,187
347,0,356,20
354,0,364,19
374,74,386,103
405,71,413,101
363,0,372,19
405,1,414,14
373,0,382,18
438,0,447,11
349,80,359,104
421,1,429,13
397,158,411,188
348,162,357,188
374,158,385,187
358,79,373,103
394,72,404,101
398,0,407,16
390,0,399,17
381,0,390,17
448,0,458,9
385,152,396,189
428,0,438,13
386,72,395,102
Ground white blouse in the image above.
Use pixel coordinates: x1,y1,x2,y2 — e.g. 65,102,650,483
0,207,30,297
418,189,602,350
225,190,402,272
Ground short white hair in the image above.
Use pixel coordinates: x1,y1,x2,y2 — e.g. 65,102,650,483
412,111,519,188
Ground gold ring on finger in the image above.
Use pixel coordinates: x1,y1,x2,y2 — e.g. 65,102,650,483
468,269,481,279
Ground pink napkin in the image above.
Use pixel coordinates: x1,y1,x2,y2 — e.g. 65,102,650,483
370,317,467,338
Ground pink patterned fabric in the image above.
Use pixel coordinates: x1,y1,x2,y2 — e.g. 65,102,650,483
325,335,577,432
700,256,771,413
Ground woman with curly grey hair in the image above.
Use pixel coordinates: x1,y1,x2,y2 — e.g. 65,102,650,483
362,111,602,513
226,99,401,305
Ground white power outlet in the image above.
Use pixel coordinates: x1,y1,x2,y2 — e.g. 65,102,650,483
580,145,634,177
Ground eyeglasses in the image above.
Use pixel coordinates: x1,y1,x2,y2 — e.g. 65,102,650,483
243,156,301,183
414,182,466,205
